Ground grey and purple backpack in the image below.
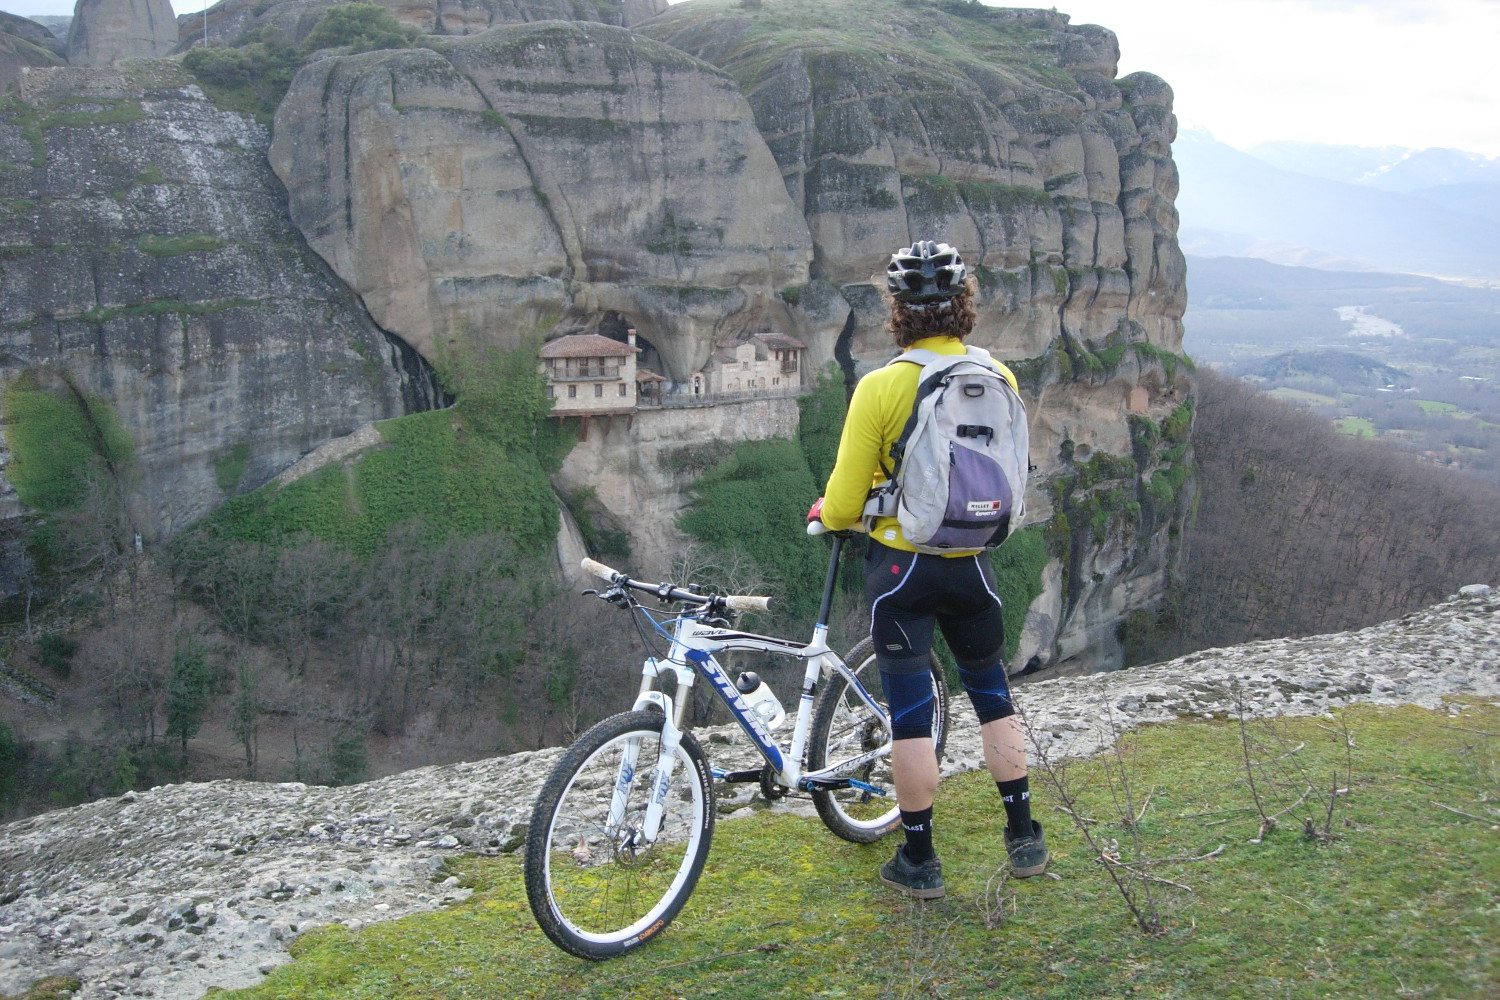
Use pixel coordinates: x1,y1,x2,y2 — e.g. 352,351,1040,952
862,346,1029,553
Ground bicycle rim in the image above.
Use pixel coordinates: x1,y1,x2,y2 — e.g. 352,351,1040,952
808,637,949,843
524,711,714,959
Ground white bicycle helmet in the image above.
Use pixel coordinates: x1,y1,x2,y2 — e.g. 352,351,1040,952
886,240,967,308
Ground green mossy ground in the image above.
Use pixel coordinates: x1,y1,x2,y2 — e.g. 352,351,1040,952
198,701,1497,1000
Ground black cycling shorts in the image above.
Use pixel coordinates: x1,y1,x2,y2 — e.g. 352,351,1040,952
865,540,1013,738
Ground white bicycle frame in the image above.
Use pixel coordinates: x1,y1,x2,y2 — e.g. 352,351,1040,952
621,616,889,846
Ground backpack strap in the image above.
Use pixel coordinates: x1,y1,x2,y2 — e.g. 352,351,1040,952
890,347,942,368
889,351,1002,475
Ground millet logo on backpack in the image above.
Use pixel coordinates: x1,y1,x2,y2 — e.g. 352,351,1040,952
967,500,1003,515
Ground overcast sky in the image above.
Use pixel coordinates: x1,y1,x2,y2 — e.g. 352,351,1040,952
6,0,1498,157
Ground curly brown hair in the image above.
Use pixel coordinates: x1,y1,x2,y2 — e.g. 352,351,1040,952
887,277,979,349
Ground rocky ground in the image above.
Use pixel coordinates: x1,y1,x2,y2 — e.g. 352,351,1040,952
1,585,1496,999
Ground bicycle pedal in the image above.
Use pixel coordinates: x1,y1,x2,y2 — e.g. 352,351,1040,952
847,779,887,796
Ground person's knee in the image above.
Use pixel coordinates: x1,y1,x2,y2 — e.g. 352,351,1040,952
880,661,936,740
957,660,1015,723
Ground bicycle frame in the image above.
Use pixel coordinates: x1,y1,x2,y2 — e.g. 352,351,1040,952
614,536,890,845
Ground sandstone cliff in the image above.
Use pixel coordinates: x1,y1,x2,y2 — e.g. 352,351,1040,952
0,62,434,543
2,584,1495,999
642,2,1185,362
67,0,179,67
271,19,811,379
3,0,1192,674
265,0,1190,671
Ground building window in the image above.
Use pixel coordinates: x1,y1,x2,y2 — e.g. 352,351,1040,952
618,383,628,397
546,385,555,398
594,384,604,397
567,385,577,398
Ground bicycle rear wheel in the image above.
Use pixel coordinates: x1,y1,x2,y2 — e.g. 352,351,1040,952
807,636,949,843
524,710,714,960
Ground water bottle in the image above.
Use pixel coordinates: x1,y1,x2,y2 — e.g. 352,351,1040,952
735,671,786,730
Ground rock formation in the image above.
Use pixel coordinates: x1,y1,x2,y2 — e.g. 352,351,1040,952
270,20,813,379
263,0,1192,670
66,0,178,67
641,3,1186,363
3,0,1193,672
2,584,1495,999
0,13,67,92
0,63,434,543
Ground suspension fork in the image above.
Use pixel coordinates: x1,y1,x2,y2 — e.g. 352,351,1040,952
619,648,697,843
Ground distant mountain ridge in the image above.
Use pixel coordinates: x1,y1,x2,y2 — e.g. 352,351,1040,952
1173,130,1500,280
1248,140,1500,192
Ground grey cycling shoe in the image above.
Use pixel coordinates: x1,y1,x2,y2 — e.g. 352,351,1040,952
880,847,946,899
1004,820,1049,877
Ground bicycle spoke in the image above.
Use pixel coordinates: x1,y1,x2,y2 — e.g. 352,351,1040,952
525,712,713,959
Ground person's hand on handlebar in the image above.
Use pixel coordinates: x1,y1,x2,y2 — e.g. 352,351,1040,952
807,497,850,537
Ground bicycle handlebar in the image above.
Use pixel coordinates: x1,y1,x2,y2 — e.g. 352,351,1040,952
579,557,772,612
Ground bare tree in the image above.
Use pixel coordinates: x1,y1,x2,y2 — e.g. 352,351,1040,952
1158,369,1500,658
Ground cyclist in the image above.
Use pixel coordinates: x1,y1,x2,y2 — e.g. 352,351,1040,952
807,240,1047,898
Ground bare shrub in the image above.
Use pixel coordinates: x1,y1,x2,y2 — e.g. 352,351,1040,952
1149,369,1500,662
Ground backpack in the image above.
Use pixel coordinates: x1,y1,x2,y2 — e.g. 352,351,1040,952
861,346,1029,554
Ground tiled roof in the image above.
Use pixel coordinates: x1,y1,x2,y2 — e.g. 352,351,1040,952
752,332,806,350
635,369,667,382
539,334,635,358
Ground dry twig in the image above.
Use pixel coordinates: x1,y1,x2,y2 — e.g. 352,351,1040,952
1133,786,1157,825
1432,801,1497,824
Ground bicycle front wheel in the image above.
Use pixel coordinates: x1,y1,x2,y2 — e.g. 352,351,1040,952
524,710,715,960
807,636,949,843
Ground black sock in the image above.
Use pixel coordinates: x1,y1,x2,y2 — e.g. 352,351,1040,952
900,806,935,863
996,776,1033,839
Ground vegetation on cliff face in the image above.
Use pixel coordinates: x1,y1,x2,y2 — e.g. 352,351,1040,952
2,371,134,516
1,371,138,586
0,346,596,815
201,344,558,557
183,4,418,120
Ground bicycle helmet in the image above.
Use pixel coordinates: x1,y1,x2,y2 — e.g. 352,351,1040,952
886,240,967,308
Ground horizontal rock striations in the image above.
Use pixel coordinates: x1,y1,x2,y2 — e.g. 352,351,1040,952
2,586,1495,999
641,0,1186,363
0,64,432,541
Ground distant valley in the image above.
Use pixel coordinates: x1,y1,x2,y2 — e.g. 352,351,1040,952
1184,254,1500,483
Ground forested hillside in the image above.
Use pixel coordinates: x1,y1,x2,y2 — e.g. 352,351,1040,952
1123,369,1500,665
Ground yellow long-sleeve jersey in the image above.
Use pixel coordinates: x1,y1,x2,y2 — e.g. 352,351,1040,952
820,335,1020,556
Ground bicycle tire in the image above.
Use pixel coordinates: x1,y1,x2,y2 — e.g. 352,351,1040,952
524,710,715,960
807,636,949,843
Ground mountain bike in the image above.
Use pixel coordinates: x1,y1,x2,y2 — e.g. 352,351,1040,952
523,529,950,960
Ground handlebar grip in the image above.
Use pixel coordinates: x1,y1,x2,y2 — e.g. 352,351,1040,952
725,594,772,612
806,521,828,536
580,557,619,581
